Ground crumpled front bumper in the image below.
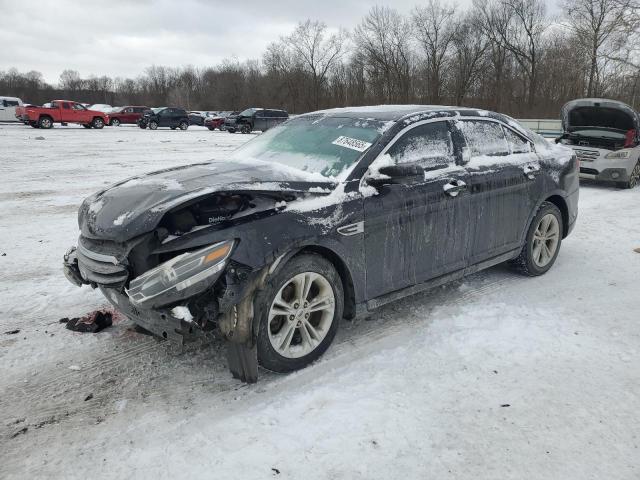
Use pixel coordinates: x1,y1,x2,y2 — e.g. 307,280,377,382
63,247,84,287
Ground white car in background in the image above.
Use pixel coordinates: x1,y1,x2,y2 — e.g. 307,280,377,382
0,96,23,122
88,104,114,113
558,98,640,188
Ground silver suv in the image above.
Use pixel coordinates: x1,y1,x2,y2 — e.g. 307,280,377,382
558,98,640,188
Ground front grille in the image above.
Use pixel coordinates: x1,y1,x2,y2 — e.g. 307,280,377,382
580,167,599,176
76,237,129,287
573,148,600,161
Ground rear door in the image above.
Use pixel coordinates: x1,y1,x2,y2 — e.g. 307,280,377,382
456,119,540,264
253,110,267,131
363,120,471,299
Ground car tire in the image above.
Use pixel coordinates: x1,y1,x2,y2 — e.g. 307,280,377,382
256,253,343,373
227,128,236,133
29,121,39,128
92,117,104,129
149,121,158,130
207,127,215,131
110,118,121,127
179,121,189,130
512,201,563,276
170,126,177,130
240,124,252,134
618,161,640,189
38,116,53,129
139,124,147,129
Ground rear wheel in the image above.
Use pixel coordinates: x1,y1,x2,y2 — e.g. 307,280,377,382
38,116,53,129
256,254,343,373
92,117,104,129
179,121,188,130
149,121,158,130
110,118,121,127
512,202,563,276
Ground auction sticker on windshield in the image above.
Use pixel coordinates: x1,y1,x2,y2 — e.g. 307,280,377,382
332,136,373,152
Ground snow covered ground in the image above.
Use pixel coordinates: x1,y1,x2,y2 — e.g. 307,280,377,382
1,123,639,479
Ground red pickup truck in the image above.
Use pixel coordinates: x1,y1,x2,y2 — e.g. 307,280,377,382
24,100,110,129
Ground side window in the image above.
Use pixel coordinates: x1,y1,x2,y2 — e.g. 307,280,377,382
459,120,509,157
63,103,71,110
255,110,264,118
387,121,454,169
1,100,6,107
72,103,85,110
124,108,133,113
502,126,532,154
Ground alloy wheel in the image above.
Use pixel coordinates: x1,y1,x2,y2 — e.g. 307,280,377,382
267,271,335,359
532,213,560,267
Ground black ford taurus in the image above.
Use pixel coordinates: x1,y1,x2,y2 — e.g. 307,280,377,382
63,105,579,382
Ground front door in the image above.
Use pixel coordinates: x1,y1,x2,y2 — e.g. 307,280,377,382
363,120,471,300
455,119,540,264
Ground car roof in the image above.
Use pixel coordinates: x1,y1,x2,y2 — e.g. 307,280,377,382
304,104,489,121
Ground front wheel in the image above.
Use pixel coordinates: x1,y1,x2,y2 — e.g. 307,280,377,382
110,118,121,127
512,201,563,276
149,121,158,130
92,117,104,129
179,121,188,130
618,161,640,189
240,124,252,134
256,254,343,373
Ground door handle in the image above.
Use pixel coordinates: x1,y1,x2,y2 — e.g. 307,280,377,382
523,164,540,180
443,179,467,197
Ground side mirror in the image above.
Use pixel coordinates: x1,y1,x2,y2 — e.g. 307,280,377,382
367,163,425,187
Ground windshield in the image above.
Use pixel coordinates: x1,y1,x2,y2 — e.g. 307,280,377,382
239,108,256,117
229,115,385,179
151,107,165,114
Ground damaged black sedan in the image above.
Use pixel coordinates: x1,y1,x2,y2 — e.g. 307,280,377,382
63,105,579,382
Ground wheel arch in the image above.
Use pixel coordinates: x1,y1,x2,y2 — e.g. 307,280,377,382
544,194,569,238
270,244,357,320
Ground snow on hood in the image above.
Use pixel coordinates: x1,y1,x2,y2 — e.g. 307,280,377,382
79,158,335,242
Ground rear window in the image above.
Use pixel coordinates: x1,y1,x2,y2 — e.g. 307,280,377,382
459,120,509,157
3,100,19,107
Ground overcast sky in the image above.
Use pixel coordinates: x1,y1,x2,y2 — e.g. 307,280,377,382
3,0,555,84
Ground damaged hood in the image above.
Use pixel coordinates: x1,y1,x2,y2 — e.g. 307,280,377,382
79,159,334,241
561,98,640,134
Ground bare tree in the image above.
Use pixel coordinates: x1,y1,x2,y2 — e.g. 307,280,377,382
284,20,347,109
354,6,413,103
476,0,548,109
450,12,489,104
412,0,457,103
563,0,639,96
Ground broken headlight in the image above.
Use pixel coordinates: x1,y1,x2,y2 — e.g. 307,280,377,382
126,240,234,308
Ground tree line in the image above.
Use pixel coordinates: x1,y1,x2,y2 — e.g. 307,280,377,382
2,0,639,118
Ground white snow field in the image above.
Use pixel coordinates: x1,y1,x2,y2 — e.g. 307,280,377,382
1,123,639,479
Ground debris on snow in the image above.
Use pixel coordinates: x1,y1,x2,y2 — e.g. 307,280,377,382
11,427,28,438
34,136,45,140
84,393,94,401
64,310,113,333
4,329,20,335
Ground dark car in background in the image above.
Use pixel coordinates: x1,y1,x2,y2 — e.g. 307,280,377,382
138,107,189,130
225,108,288,133
63,105,578,383
108,106,149,126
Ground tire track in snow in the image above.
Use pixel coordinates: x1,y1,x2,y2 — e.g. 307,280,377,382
1,266,522,444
